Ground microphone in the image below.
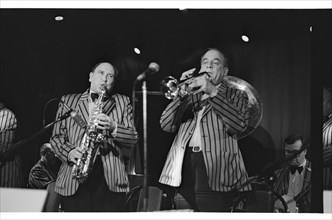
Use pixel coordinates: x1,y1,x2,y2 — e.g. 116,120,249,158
59,101,87,129
136,62,160,81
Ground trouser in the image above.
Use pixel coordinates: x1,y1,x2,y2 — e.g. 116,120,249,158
178,149,235,212
61,156,126,212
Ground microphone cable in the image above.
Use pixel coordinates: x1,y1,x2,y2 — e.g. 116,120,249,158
42,98,60,128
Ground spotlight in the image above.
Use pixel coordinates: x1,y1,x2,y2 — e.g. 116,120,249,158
241,34,249,42
55,15,64,21
134,47,141,55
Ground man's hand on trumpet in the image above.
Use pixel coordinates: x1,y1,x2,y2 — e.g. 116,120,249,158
180,68,196,81
180,68,218,98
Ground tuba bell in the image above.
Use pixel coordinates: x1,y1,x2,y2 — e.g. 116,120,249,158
223,75,263,139
160,74,263,139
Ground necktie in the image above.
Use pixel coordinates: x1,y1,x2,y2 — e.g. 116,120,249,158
91,93,108,102
289,166,303,174
192,93,208,112
91,93,99,102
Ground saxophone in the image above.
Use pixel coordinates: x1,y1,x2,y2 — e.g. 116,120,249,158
72,86,107,183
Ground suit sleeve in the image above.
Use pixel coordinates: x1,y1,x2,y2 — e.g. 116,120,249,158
160,97,191,133
49,95,75,163
323,144,332,167
113,95,138,149
209,84,249,135
0,108,17,149
0,109,17,132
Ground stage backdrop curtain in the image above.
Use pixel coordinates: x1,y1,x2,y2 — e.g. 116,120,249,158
231,34,311,162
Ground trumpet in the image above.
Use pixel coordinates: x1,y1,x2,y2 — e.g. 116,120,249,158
160,73,263,139
160,70,208,100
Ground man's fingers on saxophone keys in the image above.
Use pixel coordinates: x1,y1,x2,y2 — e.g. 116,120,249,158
69,148,82,163
95,113,114,131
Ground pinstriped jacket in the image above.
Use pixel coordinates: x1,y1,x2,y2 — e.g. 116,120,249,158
273,160,311,213
0,107,24,187
323,114,332,189
159,83,252,192
50,89,138,196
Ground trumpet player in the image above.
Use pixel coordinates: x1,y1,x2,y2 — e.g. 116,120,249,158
50,62,138,212
159,48,251,212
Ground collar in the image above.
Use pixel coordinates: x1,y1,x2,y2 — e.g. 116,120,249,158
328,112,332,120
88,89,98,102
299,159,307,167
289,159,307,175
78,89,90,103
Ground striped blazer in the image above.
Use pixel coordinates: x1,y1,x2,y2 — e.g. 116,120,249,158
323,114,332,190
50,89,138,196
0,107,24,187
273,161,311,213
159,83,251,192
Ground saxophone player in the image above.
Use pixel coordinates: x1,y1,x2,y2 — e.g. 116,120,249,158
50,62,138,212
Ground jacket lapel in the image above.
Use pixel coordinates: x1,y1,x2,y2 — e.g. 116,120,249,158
191,93,201,111
193,93,213,118
202,104,212,118
302,161,311,191
103,95,116,116
77,89,90,123
282,168,290,195
70,90,89,145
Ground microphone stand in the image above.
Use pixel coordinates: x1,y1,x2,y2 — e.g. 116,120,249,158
129,80,139,175
141,80,149,212
132,63,159,211
132,78,149,212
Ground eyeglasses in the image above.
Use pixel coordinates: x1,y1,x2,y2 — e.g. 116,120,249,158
285,150,299,154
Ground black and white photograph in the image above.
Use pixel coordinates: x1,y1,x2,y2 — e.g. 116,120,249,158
0,1,331,219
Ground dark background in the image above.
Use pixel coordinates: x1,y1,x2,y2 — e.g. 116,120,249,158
0,10,331,207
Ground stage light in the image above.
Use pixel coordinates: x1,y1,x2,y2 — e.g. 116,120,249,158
241,34,249,42
134,47,141,55
55,16,64,21
309,26,313,32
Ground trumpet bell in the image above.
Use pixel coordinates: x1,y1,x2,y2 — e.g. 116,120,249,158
160,76,181,100
224,76,263,139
